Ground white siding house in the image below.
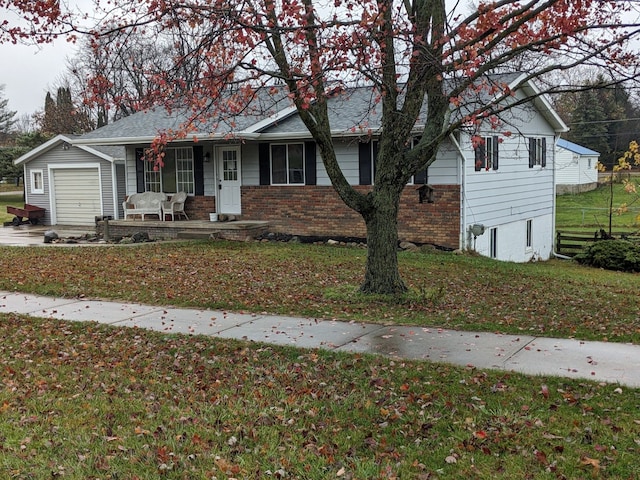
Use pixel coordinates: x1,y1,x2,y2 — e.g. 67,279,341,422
21,74,567,262
555,139,599,194
458,86,566,262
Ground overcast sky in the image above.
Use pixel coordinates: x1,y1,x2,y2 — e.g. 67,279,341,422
0,39,76,118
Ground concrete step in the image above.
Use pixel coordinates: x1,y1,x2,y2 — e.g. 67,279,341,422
176,231,214,240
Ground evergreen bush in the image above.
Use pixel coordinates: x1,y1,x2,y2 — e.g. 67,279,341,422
574,239,640,272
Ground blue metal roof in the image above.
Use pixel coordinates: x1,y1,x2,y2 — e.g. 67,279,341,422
557,138,600,156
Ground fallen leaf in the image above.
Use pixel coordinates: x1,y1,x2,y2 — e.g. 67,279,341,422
580,456,601,473
540,384,549,399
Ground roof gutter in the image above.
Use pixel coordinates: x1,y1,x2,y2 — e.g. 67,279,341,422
73,132,262,146
72,129,392,146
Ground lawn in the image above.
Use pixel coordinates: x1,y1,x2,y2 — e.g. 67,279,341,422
0,191,24,224
1,219,639,478
555,183,640,232
1,314,638,479
0,241,638,343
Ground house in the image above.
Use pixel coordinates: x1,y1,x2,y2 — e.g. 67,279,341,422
13,134,125,225
15,73,568,262
555,139,599,194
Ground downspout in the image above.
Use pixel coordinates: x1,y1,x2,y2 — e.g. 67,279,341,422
552,136,572,260
449,132,466,250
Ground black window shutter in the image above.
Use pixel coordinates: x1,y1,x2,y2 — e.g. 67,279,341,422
359,142,372,185
541,138,547,168
135,148,145,193
492,136,499,170
528,138,535,168
193,145,204,195
474,143,485,171
304,141,316,185
259,143,271,185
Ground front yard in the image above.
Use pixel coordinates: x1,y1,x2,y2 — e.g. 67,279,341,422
0,228,638,478
0,240,638,343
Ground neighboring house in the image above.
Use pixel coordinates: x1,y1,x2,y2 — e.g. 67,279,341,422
16,73,568,262
555,139,599,194
14,134,125,226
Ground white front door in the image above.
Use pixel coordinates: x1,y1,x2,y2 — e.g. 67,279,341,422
216,146,241,215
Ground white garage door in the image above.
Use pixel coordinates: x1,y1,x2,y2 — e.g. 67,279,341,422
52,168,102,225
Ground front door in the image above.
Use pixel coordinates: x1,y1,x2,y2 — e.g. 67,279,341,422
216,146,242,215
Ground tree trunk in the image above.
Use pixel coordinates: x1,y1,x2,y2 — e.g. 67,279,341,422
359,187,407,295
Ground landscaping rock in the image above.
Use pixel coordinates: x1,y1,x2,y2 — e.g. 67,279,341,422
399,241,418,251
131,232,150,243
43,230,59,244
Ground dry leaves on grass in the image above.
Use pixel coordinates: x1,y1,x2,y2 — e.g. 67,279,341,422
0,242,638,342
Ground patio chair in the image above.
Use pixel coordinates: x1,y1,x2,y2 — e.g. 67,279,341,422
162,192,189,221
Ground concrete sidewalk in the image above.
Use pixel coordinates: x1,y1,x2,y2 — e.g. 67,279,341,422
1,290,639,388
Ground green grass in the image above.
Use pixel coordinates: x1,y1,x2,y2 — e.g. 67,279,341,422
0,241,638,343
1,315,638,479
0,192,25,224
0,220,639,477
556,183,640,231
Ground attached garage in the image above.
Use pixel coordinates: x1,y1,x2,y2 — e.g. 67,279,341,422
51,166,103,225
14,135,126,226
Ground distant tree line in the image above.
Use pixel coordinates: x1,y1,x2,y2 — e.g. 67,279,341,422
553,75,640,169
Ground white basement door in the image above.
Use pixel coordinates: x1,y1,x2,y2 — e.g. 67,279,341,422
52,168,102,225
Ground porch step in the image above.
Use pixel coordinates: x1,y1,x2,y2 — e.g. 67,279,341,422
98,220,270,243
176,231,214,240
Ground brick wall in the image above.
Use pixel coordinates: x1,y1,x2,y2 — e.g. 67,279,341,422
240,185,461,248
185,195,216,220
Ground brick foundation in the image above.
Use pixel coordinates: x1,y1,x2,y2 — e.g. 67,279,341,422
240,185,460,248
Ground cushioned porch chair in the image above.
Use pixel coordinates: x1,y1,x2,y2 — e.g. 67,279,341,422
162,192,189,221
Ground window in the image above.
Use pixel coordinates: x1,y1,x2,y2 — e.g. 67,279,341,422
30,169,44,194
474,136,499,171
222,149,238,181
489,227,498,259
526,219,533,250
359,141,379,185
144,147,194,193
271,143,304,184
410,137,429,184
528,137,547,168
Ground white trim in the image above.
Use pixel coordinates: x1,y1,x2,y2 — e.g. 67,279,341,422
30,169,44,194
111,162,120,220
508,75,569,133
240,105,300,134
14,134,120,166
525,218,533,252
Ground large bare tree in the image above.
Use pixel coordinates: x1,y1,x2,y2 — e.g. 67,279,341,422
2,0,640,293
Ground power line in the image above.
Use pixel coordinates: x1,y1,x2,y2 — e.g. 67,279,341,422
569,117,640,125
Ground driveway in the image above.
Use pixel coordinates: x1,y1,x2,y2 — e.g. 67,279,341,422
0,224,97,246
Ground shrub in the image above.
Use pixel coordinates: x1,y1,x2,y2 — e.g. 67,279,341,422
574,239,640,272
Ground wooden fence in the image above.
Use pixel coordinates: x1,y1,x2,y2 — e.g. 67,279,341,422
556,230,640,257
